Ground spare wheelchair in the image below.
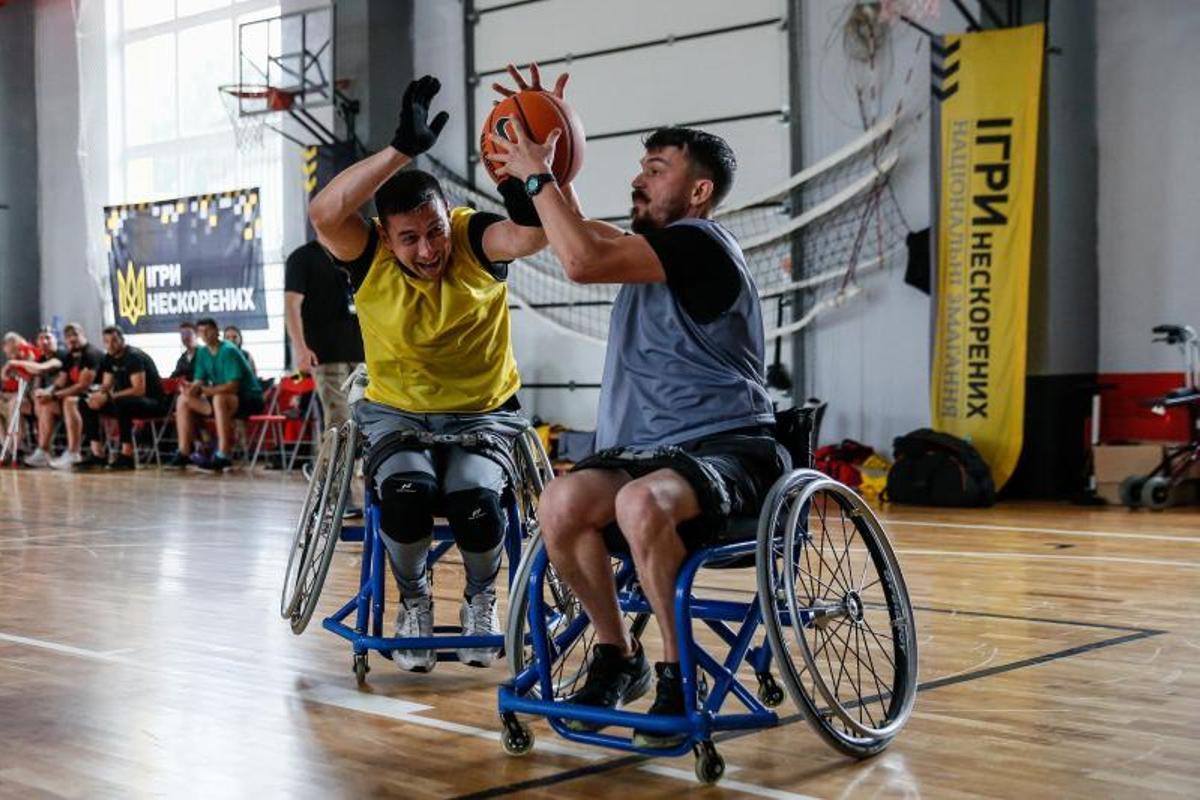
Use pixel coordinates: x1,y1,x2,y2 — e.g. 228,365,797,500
280,412,554,683
497,401,919,784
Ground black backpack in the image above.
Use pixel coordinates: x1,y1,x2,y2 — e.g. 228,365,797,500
886,429,996,507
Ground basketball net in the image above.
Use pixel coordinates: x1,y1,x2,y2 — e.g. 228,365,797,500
219,84,295,152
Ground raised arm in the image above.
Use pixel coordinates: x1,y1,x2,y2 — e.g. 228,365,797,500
308,75,449,261
487,122,663,284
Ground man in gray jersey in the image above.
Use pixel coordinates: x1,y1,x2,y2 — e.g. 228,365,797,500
490,124,787,748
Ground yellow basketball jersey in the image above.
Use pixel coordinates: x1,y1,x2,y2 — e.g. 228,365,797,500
354,206,520,413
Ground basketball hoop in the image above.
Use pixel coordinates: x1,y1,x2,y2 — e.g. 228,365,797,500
219,83,297,151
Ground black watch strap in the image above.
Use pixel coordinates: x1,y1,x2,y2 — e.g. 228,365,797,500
525,173,556,197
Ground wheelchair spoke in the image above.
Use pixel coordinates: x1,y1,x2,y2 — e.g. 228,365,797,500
859,614,898,670
856,622,893,724
811,502,851,595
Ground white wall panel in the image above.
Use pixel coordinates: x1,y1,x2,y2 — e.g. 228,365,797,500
473,0,784,72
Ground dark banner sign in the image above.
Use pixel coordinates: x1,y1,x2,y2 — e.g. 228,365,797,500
105,188,267,334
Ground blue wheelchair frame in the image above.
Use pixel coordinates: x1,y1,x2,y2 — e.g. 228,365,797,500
499,528,785,759
322,485,528,676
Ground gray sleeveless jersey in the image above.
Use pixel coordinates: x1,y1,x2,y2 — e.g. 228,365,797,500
595,218,774,449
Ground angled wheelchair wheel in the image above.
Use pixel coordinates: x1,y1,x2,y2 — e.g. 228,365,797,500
284,421,357,635
281,426,338,619
506,538,650,699
757,470,918,758
511,426,555,534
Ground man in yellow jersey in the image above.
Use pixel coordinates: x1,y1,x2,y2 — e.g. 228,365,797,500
308,74,559,672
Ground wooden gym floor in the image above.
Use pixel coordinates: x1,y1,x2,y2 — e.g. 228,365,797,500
0,468,1196,799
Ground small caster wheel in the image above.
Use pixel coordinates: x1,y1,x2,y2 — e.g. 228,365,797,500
694,741,725,785
353,653,369,684
1140,475,1173,511
500,716,534,756
1119,476,1145,508
756,673,785,708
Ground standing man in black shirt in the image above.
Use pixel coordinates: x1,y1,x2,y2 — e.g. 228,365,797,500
284,240,364,432
76,326,168,471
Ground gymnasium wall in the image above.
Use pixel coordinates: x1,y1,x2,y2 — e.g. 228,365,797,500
1095,0,1200,443
34,0,106,339
795,1,937,451
0,0,42,338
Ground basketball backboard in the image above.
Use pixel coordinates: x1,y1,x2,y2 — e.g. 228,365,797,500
235,6,336,116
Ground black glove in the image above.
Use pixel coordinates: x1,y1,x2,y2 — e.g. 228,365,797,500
498,178,542,227
391,75,450,158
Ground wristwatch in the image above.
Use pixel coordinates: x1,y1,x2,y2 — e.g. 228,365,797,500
524,173,556,197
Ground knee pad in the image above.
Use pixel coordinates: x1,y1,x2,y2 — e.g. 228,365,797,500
443,488,507,553
378,473,438,544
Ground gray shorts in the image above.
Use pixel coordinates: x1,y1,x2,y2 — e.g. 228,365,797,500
353,399,513,496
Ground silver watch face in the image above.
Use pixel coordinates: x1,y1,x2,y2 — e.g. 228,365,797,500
525,176,540,195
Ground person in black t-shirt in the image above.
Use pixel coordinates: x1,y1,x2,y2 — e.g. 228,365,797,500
75,326,168,471
284,240,364,431
170,321,199,381
26,323,103,469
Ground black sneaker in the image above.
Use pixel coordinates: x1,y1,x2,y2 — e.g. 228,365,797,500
73,452,109,471
164,451,190,470
106,453,136,471
195,454,232,473
562,641,652,732
632,662,688,749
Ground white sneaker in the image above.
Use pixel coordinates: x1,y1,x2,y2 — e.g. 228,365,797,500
49,451,82,470
23,449,51,468
392,595,436,673
457,590,501,667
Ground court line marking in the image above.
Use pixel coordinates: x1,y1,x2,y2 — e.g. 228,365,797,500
895,548,1200,569
450,626,1167,799
884,518,1200,544
0,631,129,661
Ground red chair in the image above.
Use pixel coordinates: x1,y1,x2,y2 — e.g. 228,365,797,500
247,375,321,471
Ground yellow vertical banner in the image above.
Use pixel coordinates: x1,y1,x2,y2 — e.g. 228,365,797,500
931,23,1044,489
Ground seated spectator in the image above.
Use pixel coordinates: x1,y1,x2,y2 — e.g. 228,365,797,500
27,323,103,468
75,326,169,471
169,317,264,473
2,330,62,456
222,325,258,377
171,321,199,381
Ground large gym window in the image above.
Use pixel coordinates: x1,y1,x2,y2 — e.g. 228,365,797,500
108,0,287,376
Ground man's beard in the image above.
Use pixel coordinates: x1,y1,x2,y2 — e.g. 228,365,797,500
629,195,688,234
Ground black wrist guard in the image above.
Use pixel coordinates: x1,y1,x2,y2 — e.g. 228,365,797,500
498,178,542,227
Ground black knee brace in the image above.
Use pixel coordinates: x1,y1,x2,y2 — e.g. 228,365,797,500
378,473,439,544
442,488,507,553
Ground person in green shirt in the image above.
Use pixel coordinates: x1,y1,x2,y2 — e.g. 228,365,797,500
168,316,264,472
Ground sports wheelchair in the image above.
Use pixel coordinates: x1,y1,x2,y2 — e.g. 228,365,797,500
497,402,919,784
280,416,554,683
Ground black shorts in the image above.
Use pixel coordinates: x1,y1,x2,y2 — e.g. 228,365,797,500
572,426,790,551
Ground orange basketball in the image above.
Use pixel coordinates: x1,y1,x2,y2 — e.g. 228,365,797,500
480,90,586,186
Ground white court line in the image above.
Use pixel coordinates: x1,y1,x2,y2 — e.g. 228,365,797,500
0,630,127,662
885,518,1200,544
896,548,1200,569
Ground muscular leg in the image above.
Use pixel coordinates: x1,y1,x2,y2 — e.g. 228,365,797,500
613,470,700,664
538,469,634,653
34,397,61,451
63,397,82,453
211,394,239,455
176,394,212,455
